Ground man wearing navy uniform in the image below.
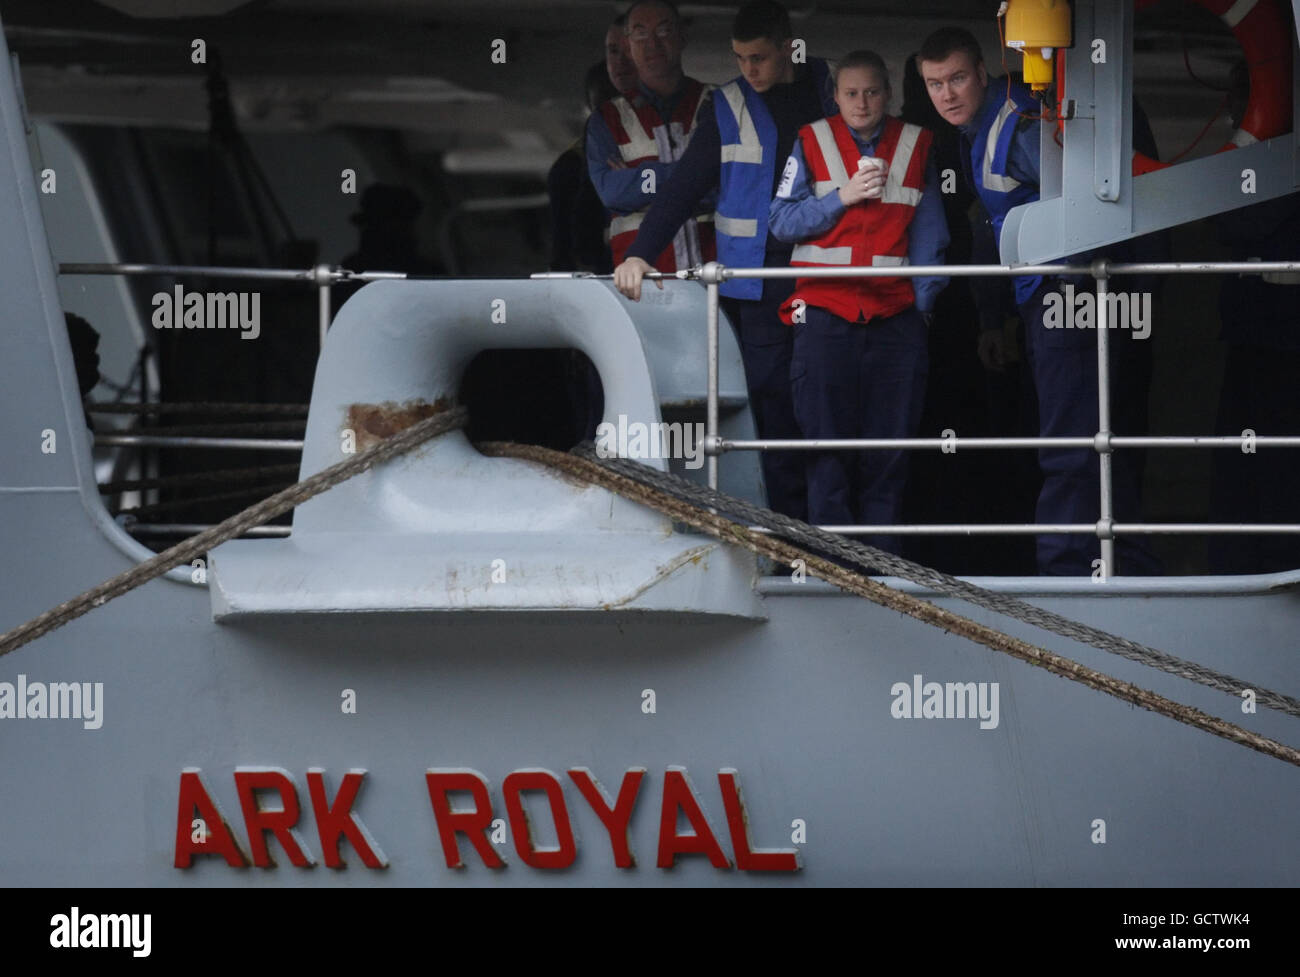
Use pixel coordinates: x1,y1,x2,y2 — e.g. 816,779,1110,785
612,0,837,521
918,27,1158,576
587,0,716,273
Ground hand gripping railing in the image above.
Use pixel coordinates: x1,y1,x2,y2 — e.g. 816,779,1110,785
61,259,1300,576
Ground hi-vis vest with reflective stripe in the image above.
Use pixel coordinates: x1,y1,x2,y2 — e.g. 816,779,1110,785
713,59,835,300
968,79,1041,304
599,79,716,273
780,114,932,325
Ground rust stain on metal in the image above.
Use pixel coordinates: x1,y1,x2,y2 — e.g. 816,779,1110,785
345,397,452,450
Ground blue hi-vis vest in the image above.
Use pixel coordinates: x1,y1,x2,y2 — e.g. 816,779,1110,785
713,58,835,300
969,79,1042,305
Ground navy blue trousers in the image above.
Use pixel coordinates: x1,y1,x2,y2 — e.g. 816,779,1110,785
791,305,928,554
1020,281,1159,575
723,281,808,522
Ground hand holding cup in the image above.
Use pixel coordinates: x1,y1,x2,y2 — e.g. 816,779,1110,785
838,156,888,207
858,156,888,199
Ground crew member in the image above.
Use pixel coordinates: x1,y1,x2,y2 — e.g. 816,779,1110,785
338,184,438,305
586,0,715,271
611,0,835,521
604,13,638,93
768,50,949,552
899,52,1035,574
548,62,620,272
918,27,1158,575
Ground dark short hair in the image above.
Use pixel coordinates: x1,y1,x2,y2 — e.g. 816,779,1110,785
834,49,890,89
918,27,983,68
624,0,681,30
732,1,792,44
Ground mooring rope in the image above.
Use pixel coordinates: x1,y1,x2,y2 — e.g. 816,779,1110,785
483,442,1300,769
2,409,1296,768
0,406,467,659
567,445,1300,721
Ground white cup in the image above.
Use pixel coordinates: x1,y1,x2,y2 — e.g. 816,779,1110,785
857,156,887,198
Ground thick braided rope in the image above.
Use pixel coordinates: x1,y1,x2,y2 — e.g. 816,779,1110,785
0,406,467,658
486,442,1300,768
571,444,1300,720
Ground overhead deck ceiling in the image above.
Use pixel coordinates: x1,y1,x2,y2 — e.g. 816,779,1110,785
0,0,1264,146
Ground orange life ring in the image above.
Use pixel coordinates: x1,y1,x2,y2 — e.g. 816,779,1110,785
1132,0,1293,175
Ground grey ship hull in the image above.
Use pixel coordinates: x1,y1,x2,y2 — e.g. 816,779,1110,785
4,478,1300,885
2,6,1299,888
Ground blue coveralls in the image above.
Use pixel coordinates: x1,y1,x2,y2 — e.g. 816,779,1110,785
623,61,836,522
961,80,1158,575
768,124,949,553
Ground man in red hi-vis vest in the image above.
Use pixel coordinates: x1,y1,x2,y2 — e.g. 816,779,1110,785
585,0,716,272
769,50,949,554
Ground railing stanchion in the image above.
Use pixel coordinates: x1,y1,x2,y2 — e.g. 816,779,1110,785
703,262,722,491
58,258,1300,562
1094,260,1115,579
314,263,333,352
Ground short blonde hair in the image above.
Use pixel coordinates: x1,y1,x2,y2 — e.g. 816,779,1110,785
834,50,890,91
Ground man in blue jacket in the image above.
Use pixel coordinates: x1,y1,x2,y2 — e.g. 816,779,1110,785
918,27,1158,576
612,0,836,521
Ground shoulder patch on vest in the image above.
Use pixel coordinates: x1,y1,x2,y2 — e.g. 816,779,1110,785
777,154,799,199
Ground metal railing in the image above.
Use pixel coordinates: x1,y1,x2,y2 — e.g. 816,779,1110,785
63,261,404,454
695,258,1300,579
59,262,414,349
62,261,364,539
61,258,1300,577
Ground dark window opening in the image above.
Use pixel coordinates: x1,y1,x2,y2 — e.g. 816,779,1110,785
459,349,604,452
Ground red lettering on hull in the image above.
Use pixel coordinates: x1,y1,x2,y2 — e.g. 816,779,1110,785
425,769,505,869
173,765,798,874
234,767,315,867
502,769,576,869
718,769,799,871
657,766,732,868
173,768,248,868
568,767,644,868
307,768,388,869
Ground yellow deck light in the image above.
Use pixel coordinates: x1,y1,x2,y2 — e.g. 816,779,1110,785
1003,0,1072,91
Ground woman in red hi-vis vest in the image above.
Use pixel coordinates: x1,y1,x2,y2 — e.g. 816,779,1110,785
768,50,949,554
